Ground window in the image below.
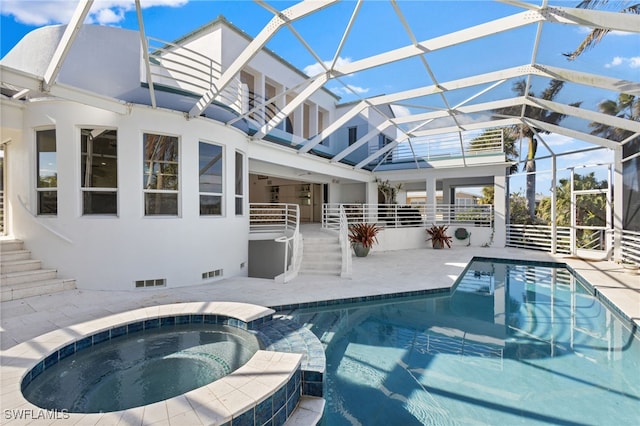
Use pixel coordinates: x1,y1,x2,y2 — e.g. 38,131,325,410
81,129,118,215
143,133,179,215
348,126,358,145
36,129,57,215
235,151,244,215
199,142,223,215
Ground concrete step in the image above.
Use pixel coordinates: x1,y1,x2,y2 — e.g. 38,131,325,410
285,396,325,426
0,239,24,252
0,249,31,262
0,278,76,302
0,268,58,286
1,259,42,274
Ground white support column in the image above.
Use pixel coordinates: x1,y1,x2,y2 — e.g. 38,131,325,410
613,146,624,262
551,155,557,253
366,180,378,223
426,175,437,223
494,172,507,248
255,72,266,124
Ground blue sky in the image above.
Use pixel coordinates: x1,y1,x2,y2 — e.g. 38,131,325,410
2,0,638,193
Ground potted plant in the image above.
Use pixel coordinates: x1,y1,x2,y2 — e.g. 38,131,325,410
348,223,382,257
426,224,453,249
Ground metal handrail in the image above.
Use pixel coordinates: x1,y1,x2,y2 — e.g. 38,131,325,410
621,229,640,266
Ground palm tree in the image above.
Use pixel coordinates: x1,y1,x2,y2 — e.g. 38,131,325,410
564,1,640,60
589,94,639,141
496,79,581,221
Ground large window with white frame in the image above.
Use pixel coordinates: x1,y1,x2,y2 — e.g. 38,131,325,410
235,151,244,215
143,133,179,216
199,142,223,216
36,129,57,215
81,128,118,215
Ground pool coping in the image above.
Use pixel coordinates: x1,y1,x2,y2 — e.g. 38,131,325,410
0,301,306,425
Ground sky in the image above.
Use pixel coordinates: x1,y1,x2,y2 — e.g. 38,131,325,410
1,0,638,194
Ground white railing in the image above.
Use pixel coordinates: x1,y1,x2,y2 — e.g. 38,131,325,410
249,203,300,283
323,203,493,230
374,128,504,164
506,224,571,254
339,205,352,278
145,37,243,114
621,229,640,266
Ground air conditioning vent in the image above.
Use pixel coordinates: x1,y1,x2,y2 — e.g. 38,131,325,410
135,278,166,288
202,269,223,279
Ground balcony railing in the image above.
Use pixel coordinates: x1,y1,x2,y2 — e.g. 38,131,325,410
323,203,493,230
144,37,243,114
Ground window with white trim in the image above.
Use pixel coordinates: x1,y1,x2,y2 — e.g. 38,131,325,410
143,133,179,215
199,142,223,215
235,151,244,215
36,129,57,215
81,128,118,215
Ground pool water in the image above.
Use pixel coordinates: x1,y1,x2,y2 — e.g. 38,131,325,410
22,323,260,413
290,260,640,426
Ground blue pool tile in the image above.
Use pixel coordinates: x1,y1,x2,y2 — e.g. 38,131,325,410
302,381,323,397
255,396,273,425
302,370,323,383
261,420,273,426
204,314,217,324
190,314,203,324
175,315,190,325
273,386,286,413
111,325,127,338
160,316,175,327
232,407,254,426
144,319,160,330
272,406,287,426
59,343,76,360
76,336,92,351
286,390,299,417
43,352,57,370
30,360,44,380
92,330,110,345
127,322,143,333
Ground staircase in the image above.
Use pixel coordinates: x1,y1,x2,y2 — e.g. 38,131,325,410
1,239,76,301
298,231,342,276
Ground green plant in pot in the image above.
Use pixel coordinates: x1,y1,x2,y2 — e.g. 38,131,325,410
426,224,453,249
348,223,382,257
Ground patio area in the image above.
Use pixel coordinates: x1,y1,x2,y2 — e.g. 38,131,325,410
2,245,638,352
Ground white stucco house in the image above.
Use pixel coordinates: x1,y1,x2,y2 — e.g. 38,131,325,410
1,2,637,295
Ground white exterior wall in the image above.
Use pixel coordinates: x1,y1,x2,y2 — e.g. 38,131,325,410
7,100,250,290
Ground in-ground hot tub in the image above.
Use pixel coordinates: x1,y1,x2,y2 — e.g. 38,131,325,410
22,322,261,413
2,301,323,425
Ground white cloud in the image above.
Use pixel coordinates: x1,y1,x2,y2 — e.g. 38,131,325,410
330,84,369,96
303,56,353,76
605,55,640,68
1,0,187,26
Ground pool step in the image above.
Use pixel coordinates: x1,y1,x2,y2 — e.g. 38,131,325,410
0,239,76,302
285,396,325,426
299,235,342,276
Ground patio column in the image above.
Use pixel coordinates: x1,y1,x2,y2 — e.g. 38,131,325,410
613,146,623,262
366,180,378,223
426,175,436,223
493,172,507,247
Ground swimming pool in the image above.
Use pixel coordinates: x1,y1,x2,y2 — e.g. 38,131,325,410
22,323,261,413
289,259,640,425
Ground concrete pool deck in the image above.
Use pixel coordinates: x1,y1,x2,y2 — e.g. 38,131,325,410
2,245,638,352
